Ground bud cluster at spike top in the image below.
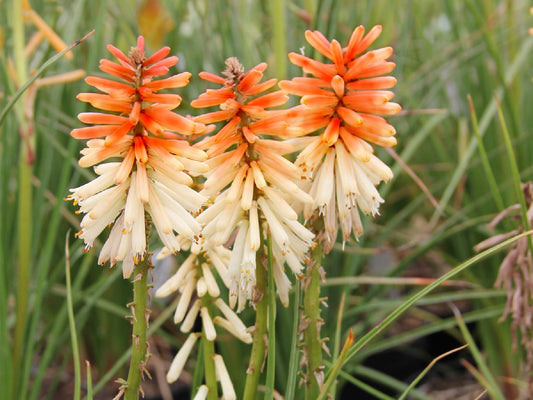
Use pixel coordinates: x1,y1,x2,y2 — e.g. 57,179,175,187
280,25,401,253
67,36,208,278
190,58,315,311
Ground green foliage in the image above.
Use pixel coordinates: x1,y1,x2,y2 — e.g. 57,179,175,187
1,0,533,399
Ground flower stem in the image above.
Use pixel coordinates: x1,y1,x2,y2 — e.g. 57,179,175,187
124,259,150,400
303,244,324,400
243,251,268,400
264,236,276,400
201,296,218,400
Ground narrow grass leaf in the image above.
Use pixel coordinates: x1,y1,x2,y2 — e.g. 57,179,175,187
284,281,301,400
398,344,468,400
496,97,533,255
452,305,505,400
467,95,504,210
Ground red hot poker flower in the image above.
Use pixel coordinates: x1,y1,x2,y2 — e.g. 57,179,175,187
68,36,207,277
192,58,314,311
280,26,401,252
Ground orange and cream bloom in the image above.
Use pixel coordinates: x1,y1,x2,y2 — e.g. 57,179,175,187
280,26,400,252
68,36,207,277
192,58,314,311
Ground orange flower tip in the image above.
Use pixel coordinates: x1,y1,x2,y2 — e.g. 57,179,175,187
204,124,216,135
193,123,207,135
331,75,345,98
278,80,289,90
389,103,402,114
287,52,301,64
252,62,268,72
199,71,226,84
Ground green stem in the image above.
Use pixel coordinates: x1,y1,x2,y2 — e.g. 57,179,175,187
303,244,324,400
124,259,150,400
284,281,301,400
264,236,276,400
270,0,287,79
243,252,268,400
12,0,31,397
65,235,81,400
201,296,218,400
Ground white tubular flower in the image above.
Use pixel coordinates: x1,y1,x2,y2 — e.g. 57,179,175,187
213,316,253,344
181,299,201,333
272,258,291,307
200,307,217,341
197,277,208,297
193,385,209,400
213,354,236,400
213,298,252,343
174,271,197,323
167,333,199,383
201,263,221,297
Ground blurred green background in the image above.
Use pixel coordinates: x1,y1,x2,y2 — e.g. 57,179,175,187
1,0,532,399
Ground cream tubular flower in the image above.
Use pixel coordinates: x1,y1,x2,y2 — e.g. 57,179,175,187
167,333,199,383
193,385,209,400
213,354,236,400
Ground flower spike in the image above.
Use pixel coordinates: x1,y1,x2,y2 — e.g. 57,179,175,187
281,25,400,251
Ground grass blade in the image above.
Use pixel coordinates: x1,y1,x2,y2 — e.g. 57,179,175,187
398,344,468,400
452,305,506,400
284,281,301,400
65,233,81,400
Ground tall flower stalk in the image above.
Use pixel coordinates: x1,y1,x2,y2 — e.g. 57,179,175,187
281,25,400,398
68,36,207,399
191,58,315,398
